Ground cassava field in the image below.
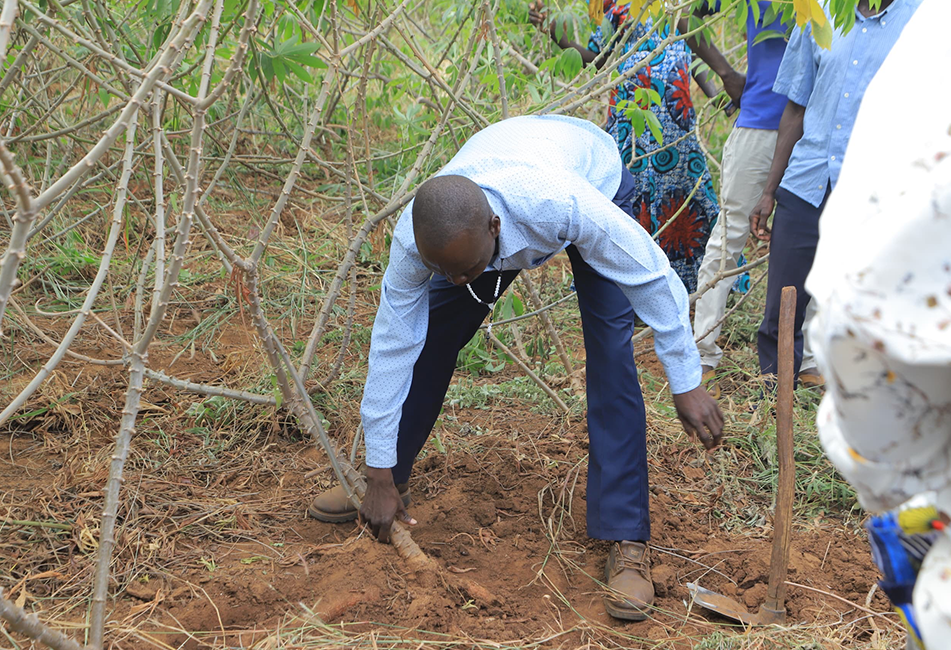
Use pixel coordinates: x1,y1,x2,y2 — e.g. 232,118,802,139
0,0,902,648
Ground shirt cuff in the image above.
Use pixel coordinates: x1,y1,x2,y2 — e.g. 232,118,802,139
663,353,703,395
364,437,397,469
772,80,810,108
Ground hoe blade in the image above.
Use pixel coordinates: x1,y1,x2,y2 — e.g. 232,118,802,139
687,582,763,626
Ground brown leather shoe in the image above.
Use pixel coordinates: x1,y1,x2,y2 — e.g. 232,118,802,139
307,481,410,523
799,367,825,389
603,541,655,621
701,364,720,400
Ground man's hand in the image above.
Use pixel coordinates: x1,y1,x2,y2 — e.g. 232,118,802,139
359,467,415,544
672,386,724,451
528,0,547,28
749,192,775,242
722,70,746,108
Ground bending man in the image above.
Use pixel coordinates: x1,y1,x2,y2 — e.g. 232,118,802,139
308,115,723,621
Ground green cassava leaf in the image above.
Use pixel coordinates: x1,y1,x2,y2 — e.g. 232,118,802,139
752,29,785,46
559,47,582,80
644,110,664,146
284,59,312,83
630,107,645,139
811,16,833,50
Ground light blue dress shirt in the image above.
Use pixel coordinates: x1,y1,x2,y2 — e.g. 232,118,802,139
361,115,702,469
773,0,922,207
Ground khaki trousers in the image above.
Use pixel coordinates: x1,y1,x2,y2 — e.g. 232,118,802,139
693,127,816,370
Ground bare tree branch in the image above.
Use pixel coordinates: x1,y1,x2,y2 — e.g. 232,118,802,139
0,588,85,650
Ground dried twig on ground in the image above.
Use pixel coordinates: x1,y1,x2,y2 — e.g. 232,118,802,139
0,588,85,650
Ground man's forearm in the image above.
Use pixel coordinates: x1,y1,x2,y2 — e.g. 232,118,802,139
681,18,735,79
692,59,719,98
762,100,806,197
680,17,744,104
360,250,430,470
548,21,598,66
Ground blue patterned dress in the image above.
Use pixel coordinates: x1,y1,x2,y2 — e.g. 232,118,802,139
588,4,719,292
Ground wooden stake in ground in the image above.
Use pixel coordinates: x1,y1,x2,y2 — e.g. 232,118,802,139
688,285,797,625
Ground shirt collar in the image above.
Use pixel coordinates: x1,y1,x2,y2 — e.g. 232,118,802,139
856,0,898,20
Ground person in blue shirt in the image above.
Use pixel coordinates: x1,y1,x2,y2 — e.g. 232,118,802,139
749,0,922,382
307,115,724,621
689,2,824,395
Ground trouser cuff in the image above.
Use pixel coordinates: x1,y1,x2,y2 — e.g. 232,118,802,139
587,524,651,542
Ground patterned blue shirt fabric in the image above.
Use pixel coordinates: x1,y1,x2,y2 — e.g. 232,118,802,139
361,115,702,468
587,8,719,293
774,0,922,207
736,1,788,130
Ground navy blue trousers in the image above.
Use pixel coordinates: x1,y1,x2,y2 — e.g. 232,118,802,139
757,186,829,376
390,167,651,542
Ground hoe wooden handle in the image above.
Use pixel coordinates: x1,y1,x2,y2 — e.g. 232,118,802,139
763,286,797,615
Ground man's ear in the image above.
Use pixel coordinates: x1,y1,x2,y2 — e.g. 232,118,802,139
488,214,501,238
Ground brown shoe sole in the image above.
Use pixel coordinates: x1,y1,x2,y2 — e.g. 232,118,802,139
799,375,824,388
603,597,650,621
701,368,721,400
307,491,411,523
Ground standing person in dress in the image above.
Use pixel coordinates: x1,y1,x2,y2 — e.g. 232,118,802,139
306,115,724,621
689,2,823,396
749,0,922,382
532,0,721,293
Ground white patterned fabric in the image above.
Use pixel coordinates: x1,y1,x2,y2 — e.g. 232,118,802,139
807,2,951,647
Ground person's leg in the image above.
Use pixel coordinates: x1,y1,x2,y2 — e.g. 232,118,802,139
309,268,520,522
797,298,825,386
573,165,656,621
390,269,520,484
566,239,655,621
757,188,825,377
694,127,777,368
565,244,650,542
801,297,819,370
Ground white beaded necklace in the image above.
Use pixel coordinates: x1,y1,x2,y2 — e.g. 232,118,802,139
465,261,503,338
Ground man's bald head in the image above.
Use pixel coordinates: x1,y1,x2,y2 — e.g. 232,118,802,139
413,175,493,250
412,175,501,286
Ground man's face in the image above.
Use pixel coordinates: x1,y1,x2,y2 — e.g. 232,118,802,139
418,214,501,286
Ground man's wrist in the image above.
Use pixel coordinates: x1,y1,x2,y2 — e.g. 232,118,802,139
722,67,742,81
548,21,570,48
365,466,394,484
671,382,702,396
708,61,735,80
